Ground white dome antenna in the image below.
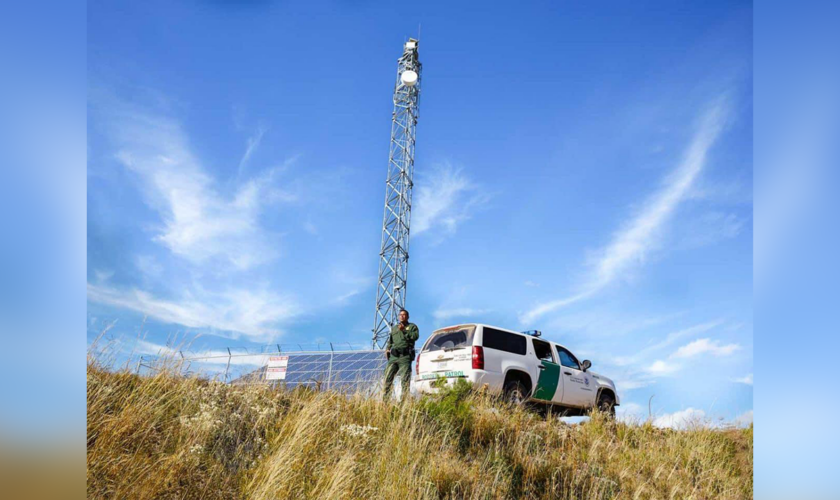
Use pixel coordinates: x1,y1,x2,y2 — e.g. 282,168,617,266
400,70,418,87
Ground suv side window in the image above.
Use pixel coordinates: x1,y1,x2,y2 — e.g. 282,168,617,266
482,327,527,355
555,346,581,370
532,339,556,363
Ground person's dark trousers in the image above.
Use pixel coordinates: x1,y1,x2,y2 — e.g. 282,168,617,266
383,354,412,400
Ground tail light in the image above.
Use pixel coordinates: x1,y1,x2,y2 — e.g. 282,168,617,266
416,355,420,375
472,346,484,370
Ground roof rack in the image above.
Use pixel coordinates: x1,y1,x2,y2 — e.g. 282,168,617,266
521,330,542,337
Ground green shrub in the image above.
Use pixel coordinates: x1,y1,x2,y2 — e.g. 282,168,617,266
417,378,474,434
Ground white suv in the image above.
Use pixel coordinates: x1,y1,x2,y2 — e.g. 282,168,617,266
413,323,619,415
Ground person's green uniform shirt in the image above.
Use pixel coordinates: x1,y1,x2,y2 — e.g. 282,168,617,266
383,322,419,399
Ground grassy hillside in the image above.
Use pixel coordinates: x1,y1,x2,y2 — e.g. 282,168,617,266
87,362,752,499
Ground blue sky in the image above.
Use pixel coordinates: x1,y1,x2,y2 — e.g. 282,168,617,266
87,0,752,426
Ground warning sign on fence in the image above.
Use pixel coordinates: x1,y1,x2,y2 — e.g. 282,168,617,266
266,366,287,380
267,356,289,367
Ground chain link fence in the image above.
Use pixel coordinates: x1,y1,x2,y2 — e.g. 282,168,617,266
135,343,389,393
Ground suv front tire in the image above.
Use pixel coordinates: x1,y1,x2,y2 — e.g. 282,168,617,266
596,392,616,417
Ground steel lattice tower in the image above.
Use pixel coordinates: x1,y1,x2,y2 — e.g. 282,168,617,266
372,38,422,349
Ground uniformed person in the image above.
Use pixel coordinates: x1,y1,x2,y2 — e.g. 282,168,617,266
382,309,419,400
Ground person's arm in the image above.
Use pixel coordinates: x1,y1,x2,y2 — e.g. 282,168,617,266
406,324,420,342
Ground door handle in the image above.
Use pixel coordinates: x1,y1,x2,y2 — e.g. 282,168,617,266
538,365,546,370
564,371,572,375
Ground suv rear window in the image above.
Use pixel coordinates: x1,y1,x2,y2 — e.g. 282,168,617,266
423,326,476,352
482,327,527,355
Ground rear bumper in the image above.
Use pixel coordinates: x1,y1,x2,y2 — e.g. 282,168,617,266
412,370,503,394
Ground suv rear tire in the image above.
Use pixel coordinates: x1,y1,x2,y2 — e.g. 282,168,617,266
503,380,528,406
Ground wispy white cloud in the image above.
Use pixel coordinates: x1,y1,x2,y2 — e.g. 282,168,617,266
678,211,746,249
134,255,163,279
333,289,362,304
432,307,491,322
672,338,740,358
733,373,753,385
328,272,375,306
547,310,692,345
413,162,489,239
573,319,730,404
607,323,735,390
521,292,594,324
615,402,644,422
94,269,114,283
100,99,293,270
645,320,725,353
88,282,299,342
641,332,737,376
589,320,722,367
237,126,266,178
653,407,707,429
133,338,177,356
646,359,680,375
520,100,729,325
87,93,309,343
133,339,268,366
687,175,751,204
612,377,654,392
650,407,751,429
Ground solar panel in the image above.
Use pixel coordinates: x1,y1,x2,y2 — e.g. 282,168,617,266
230,350,388,392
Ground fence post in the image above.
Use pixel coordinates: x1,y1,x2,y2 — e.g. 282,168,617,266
327,343,334,391
224,347,232,383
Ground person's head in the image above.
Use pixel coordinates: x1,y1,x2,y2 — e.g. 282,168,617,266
398,309,409,323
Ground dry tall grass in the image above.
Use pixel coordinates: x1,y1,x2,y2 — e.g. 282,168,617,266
87,360,752,499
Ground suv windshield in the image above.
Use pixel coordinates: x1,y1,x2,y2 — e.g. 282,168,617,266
423,326,476,352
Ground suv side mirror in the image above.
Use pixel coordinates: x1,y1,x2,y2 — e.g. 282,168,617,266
581,360,592,372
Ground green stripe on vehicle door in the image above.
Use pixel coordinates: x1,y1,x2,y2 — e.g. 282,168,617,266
533,361,560,401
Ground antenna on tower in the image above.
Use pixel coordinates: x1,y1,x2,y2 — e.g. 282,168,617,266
372,38,422,349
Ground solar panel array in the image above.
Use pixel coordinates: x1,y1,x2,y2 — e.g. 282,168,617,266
134,344,390,394
231,350,388,392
